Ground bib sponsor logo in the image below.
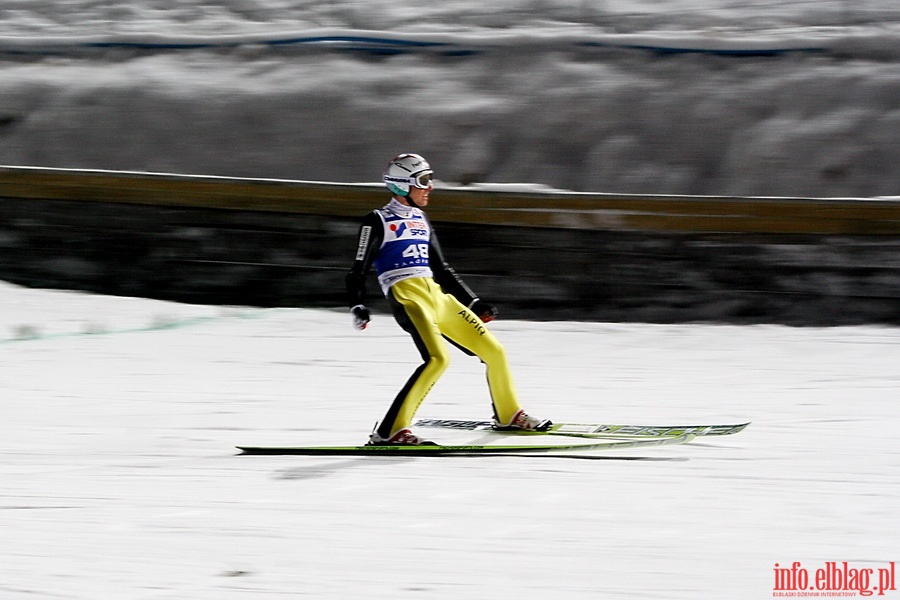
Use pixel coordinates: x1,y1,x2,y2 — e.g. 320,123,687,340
388,220,427,239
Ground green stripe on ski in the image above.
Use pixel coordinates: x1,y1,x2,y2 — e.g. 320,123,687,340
413,418,750,438
237,434,694,456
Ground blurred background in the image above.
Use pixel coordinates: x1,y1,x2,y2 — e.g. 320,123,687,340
1,0,898,196
1,0,899,323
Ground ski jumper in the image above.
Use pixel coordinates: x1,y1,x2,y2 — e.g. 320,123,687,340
347,198,522,439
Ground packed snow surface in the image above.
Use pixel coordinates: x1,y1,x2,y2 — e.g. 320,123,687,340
2,281,899,599
1,0,898,197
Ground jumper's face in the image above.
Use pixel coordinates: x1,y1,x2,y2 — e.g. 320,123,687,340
407,183,431,207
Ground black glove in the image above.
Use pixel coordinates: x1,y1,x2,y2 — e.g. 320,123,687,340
470,299,498,323
351,305,371,330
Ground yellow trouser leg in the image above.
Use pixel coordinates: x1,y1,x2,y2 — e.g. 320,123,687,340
380,279,451,437
436,296,522,424
381,277,523,438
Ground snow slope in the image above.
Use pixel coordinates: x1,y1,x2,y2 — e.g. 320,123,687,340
2,281,898,599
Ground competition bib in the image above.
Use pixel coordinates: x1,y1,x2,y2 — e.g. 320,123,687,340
374,206,433,292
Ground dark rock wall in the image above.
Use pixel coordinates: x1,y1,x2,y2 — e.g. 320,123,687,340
2,197,898,325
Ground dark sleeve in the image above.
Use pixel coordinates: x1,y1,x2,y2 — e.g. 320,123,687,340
345,211,384,308
429,225,479,307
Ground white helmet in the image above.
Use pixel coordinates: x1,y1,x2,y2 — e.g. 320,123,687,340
383,153,433,197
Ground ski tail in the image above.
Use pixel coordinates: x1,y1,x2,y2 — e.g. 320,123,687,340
237,433,695,456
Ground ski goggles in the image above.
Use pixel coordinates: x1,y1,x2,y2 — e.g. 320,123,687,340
384,171,434,189
412,171,434,188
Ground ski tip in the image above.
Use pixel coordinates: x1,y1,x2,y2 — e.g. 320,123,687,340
413,418,752,437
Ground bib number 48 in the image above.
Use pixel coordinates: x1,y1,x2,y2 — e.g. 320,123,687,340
402,244,430,259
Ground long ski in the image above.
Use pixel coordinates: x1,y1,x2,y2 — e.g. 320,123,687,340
237,433,694,456
413,418,750,439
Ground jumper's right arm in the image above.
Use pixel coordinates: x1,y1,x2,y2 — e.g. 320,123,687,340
345,212,384,328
